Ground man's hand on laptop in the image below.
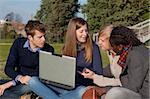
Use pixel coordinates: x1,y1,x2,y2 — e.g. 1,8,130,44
18,75,31,85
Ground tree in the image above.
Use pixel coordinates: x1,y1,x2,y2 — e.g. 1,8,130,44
5,12,14,21
82,0,149,34
5,12,22,23
35,0,79,43
2,23,16,39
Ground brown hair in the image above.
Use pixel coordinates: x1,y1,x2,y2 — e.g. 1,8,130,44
25,20,46,37
62,17,93,63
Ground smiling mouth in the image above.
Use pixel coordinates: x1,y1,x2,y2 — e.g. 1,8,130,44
81,37,86,39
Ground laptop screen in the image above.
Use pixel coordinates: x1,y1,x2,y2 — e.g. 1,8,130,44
39,51,76,89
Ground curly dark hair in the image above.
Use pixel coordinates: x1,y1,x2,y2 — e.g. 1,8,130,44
109,26,143,46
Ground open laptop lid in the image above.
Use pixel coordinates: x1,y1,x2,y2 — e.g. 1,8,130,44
39,51,76,90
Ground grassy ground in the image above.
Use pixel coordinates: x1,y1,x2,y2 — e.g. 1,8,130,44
0,43,109,79
0,43,12,79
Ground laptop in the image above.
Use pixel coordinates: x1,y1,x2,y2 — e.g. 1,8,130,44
39,51,76,90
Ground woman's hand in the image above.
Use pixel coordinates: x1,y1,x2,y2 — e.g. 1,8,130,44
79,68,95,79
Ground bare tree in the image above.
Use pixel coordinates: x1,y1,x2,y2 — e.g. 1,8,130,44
4,12,22,23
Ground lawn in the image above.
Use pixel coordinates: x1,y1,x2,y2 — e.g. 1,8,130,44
0,43,12,79
0,43,109,79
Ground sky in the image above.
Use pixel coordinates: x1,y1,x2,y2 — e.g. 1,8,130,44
0,0,87,24
0,0,41,23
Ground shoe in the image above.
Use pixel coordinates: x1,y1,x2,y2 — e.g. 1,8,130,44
20,93,32,99
31,93,42,99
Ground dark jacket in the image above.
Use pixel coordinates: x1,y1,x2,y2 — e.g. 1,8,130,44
103,45,149,99
5,37,54,79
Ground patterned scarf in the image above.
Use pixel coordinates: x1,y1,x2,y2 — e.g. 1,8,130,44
77,43,85,52
117,44,132,68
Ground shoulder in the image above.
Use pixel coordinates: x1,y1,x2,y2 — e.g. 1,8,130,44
127,45,149,66
92,42,101,56
128,45,149,58
12,37,27,46
92,42,99,49
42,43,54,53
14,37,27,42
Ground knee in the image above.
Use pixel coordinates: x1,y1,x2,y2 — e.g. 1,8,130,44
76,86,87,98
105,87,127,99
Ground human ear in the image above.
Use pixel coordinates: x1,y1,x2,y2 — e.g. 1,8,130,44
28,35,33,40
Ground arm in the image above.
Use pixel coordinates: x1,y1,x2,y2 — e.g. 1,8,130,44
93,74,121,87
91,44,121,86
81,68,122,87
0,80,15,95
19,43,54,84
4,38,31,85
4,39,20,79
120,48,149,92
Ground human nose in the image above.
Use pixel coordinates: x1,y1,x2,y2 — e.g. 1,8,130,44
83,30,87,36
42,36,45,42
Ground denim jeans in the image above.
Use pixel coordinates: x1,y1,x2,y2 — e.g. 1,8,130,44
105,87,142,99
28,77,87,99
0,79,32,99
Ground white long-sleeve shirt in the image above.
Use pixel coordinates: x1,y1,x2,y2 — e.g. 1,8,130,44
93,51,122,87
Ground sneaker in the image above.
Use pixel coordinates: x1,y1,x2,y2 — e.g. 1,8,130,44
20,93,32,99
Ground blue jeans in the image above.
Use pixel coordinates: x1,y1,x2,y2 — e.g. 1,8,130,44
0,79,32,99
28,77,87,99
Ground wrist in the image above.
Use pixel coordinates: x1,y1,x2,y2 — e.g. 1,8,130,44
3,81,13,88
15,75,23,82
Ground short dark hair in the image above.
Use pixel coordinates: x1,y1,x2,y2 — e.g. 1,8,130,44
25,20,46,36
110,26,143,46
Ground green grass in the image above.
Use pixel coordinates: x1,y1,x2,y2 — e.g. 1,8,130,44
0,44,11,60
0,44,12,79
0,43,109,78
0,39,14,43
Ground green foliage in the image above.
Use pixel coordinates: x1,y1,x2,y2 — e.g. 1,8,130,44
51,43,63,54
82,0,149,34
35,0,79,43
